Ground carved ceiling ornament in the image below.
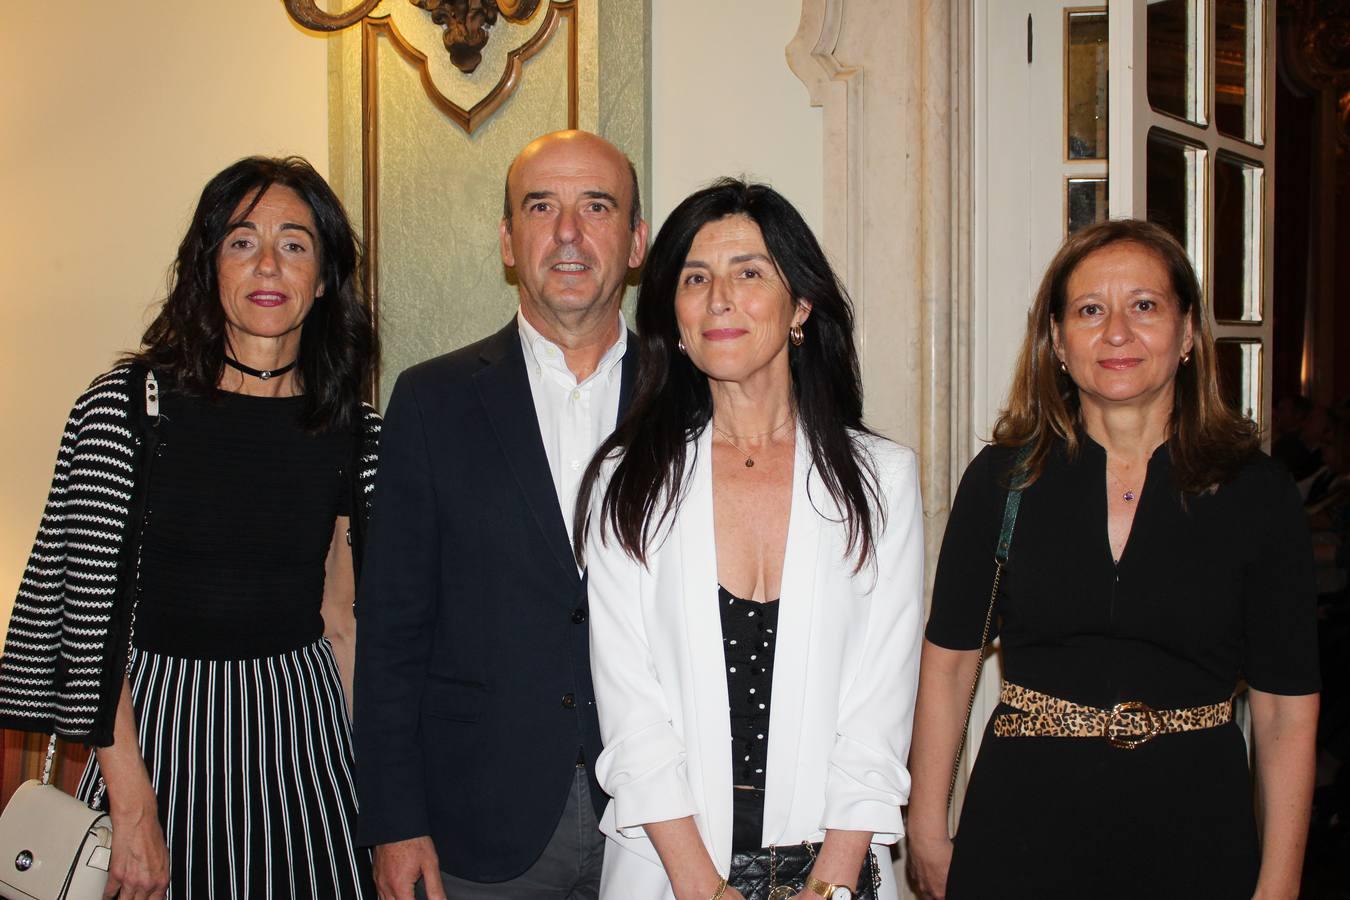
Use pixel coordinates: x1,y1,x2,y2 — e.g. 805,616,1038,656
410,0,542,73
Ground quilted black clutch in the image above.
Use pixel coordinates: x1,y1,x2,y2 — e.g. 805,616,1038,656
727,842,881,900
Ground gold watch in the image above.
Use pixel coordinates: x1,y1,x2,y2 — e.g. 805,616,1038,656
805,875,853,900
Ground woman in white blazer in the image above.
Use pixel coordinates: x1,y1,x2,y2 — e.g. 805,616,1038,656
573,179,925,900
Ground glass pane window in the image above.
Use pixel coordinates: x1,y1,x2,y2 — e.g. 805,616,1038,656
1213,153,1263,322
1066,8,1108,160
1214,0,1262,144
1146,128,1207,283
1147,0,1206,125
1215,339,1262,425
1067,177,1108,234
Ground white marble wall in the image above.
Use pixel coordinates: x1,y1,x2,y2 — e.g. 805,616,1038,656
787,2,975,894
788,0,973,583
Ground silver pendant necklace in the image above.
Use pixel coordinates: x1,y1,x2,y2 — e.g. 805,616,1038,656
1109,469,1138,502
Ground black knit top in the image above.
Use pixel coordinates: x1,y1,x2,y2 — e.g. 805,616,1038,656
132,389,354,660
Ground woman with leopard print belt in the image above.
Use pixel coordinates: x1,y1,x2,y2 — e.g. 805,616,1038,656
907,220,1319,900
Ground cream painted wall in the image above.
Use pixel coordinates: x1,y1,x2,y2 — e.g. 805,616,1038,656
0,4,329,629
649,1,824,236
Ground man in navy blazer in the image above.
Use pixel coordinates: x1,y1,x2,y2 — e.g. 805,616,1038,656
355,130,648,898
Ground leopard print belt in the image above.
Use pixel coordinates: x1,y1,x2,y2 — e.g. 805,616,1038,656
992,682,1233,749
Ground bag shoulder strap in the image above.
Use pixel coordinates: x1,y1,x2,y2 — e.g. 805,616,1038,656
947,444,1030,803
995,472,1024,565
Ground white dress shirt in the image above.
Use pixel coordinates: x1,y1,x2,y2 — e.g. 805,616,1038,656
517,308,627,546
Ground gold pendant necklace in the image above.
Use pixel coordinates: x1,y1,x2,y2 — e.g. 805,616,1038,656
713,413,795,468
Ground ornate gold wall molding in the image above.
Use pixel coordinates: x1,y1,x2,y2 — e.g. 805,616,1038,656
286,0,576,135
284,0,383,31
363,4,577,134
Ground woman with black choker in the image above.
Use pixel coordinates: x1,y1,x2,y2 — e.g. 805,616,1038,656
0,156,380,898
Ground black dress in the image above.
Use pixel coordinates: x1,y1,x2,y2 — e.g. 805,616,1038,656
927,436,1320,899
76,388,375,898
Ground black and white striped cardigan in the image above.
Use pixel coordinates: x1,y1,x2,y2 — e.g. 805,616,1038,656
0,365,381,746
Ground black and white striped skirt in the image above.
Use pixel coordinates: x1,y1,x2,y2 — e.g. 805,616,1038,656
78,639,375,899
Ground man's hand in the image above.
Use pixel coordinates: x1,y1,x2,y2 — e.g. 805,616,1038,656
373,836,444,900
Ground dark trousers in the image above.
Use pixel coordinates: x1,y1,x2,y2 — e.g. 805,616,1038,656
419,766,604,900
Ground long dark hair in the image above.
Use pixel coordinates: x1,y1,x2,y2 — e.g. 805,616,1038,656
130,156,376,432
574,178,881,569
993,218,1258,490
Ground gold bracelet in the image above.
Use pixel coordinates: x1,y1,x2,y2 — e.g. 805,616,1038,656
709,877,729,900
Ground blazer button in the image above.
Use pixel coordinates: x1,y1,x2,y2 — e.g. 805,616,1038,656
561,693,576,709
571,608,587,624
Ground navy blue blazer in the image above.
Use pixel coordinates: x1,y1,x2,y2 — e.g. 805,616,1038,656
354,319,637,881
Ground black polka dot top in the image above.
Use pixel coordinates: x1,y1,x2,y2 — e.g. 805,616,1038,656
718,584,779,790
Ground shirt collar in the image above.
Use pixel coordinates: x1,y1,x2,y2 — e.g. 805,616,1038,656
516,307,627,388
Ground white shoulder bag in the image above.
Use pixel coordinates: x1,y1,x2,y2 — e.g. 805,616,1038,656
0,735,110,900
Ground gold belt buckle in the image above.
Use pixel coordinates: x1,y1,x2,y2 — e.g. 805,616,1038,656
1105,700,1160,749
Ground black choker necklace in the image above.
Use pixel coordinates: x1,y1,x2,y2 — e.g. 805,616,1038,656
224,356,297,381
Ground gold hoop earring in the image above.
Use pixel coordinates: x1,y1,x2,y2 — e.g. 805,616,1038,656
1181,351,1191,365
788,323,804,347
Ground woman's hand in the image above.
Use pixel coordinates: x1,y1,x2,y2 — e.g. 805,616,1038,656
104,787,169,899
97,677,170,898
906,827,954,900
905,641,980,900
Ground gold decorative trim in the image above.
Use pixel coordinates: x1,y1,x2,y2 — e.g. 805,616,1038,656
285,0,576,135
1062,7,1108,164
283,0,382,32
365,1,576,133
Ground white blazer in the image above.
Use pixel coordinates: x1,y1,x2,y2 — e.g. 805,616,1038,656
586,426,925,899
